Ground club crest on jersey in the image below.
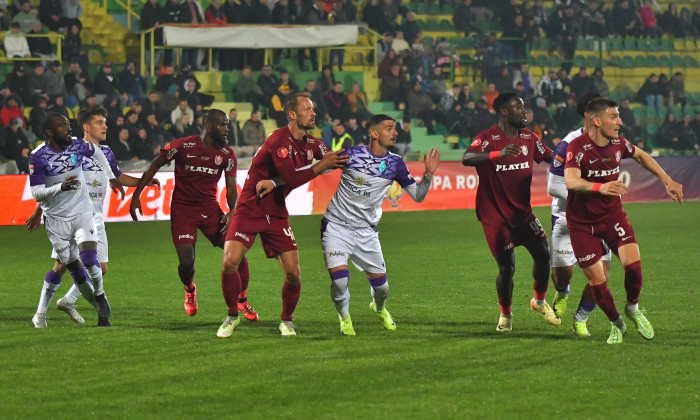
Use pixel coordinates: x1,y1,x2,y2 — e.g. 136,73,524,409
615,151,621,162
553,159,562,167
307,150,313,161
379,160,387,173
277,147,288,158
521,145,528,156
575,152,584,165
215,155,223,165
29,164,34,175
70,154,77,164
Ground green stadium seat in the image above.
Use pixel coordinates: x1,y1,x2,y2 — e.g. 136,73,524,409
426,18,440,31
670,105,683,119
658,105,669,117
646,123,658,138
645,107,659,119
659,39,673,51
429,3,441,14
671,55,684,67
623,38,636,50
683,56,698,67
439,20,453,31
414,3,427,14
609,56,623,67
536,55,549,67
634,55,647,67
539,38,552,50
633,107,646,120
636,39,649,51
576,38,588,51
586,55,600,68
441,4,454,14
622,56,636,67
417,19,427,30
574,55,586,67
610,39,624,51
646,55,660,67
423,36,434,48
647,38,661,51
659,55,670,67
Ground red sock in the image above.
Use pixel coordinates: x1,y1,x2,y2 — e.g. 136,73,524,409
221,270,241,316
498,298,511,316
281,281,301,321
590,282,620,322
624,260,643,305
532,280,548,301
178,266,194,291
238,258,249,302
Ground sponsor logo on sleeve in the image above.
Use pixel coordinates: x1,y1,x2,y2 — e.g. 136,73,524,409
536,140,545,154
566,152,573,162
167,148,178,160
625,141,634,153
226,158,235,171
183,142,196,148
553,160,561,167
471,138,482,147
277,147,289,158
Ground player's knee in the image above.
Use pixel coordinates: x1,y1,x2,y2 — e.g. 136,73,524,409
285,268,301,284
79,249,99,268
498,263,515,279
222,254,240,274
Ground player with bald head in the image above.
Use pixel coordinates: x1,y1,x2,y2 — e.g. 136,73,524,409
462,92,557,333
130,109,263,322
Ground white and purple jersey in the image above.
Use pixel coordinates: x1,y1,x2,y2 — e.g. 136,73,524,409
83,145,122,218
548,127,584,222
324,145,420,228
29,138,109,221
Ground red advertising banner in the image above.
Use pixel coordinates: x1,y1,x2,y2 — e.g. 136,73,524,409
1,157,698,226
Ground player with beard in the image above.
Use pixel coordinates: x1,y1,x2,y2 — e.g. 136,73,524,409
28,113,120,327
564,98,683,344
217,92,348,338
462,92,557,332
27,106,159,326
130,109,262,322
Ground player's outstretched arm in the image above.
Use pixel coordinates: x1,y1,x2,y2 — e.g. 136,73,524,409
462,144,521,167
312,149,349,175
564,167,628,196
631,147,684,204
423,147,440,177
129,155,168,221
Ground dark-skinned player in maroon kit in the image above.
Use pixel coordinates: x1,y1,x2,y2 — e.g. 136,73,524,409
564,98,683,344
462,92,560,333
130,109,263,321
216,92,348,338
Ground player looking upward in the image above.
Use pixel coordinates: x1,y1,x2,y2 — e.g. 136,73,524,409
218,92,348,338
27,106,159,325
130,109,260,321
564,98,683,344
547,92,613,337
462,92,558,332
321,114,440,336
28,113,119,327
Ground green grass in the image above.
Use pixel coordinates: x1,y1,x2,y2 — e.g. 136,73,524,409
1,202,699,419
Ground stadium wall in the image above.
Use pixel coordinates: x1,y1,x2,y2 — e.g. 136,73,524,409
1,157,698,226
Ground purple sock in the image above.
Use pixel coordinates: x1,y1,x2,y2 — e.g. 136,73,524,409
69,267,88,284
577,298,597,313
45,270,62,285
330,269,350,281
368,275,387,288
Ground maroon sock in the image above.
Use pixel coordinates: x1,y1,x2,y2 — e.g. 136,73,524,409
178,266,195,291
221,270,241,316
281,281,301,321
590,282,620,322
532,279,548,301
238,258,250,302
498,298,512,316
624,260,643,305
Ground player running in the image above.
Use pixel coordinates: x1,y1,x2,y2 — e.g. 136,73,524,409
27,106,159,326
218,92,348,338
564,98,683,344
547,92,612,337
462,92,558,332
130,109,260,321
28,113,119,327
321,114,439,336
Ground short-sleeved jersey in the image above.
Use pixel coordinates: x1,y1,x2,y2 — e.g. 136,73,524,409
564,133,636,225
236,126,328,218
549,127,583,219
468,125,552,227
29,138,97,221
160,135,237,210
324,145,416,228
83,144,123,217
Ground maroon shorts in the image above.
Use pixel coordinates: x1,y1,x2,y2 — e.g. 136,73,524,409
481,213,547,258
171,206,225,247
568,214,637,268
225,214,297,258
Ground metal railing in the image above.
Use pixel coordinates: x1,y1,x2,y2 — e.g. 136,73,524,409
0,32,64,63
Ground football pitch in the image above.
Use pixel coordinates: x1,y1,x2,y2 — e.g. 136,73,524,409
2,202,698,419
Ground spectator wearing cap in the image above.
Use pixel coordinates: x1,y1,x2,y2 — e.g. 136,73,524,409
181,77,214,111
406,81,437,134
269,83,292,127
104,95,124,125
119,60,147,105
44,61,67,98
94,62,127,107
3,22,30,58
12,1,39,34
1,64,30,104
62,22,88,71
174,64,201,91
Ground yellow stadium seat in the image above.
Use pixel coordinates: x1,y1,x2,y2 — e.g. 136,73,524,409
24,106,33,120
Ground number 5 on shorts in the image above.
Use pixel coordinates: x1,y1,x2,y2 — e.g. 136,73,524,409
614,223,626,237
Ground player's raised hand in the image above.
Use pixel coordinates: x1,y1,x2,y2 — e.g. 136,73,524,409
109,178,125,200
499,144,521,158
60,175,80,191
665,180,683,205
256,179,276,198
600,180,628,196
424,147,440,176
319,149,350,171
129,195,142,221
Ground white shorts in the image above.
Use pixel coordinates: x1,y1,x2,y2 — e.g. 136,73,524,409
551,216,611,267
44,212,98,265
50,214,107,263
321,219,386,274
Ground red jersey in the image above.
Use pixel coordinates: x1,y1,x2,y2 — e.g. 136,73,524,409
160,135,237,210
564,133,636,225
468,125,552,227
236,126,329,218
